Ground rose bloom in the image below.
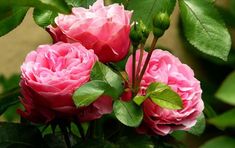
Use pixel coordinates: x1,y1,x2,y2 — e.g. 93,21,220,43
125,49,204,136
18,42,112,123
47,0,132,63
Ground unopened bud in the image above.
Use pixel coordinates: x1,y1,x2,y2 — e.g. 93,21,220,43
153,12,170,30
153,28,164,38
130,22,143,47
139,20,150,43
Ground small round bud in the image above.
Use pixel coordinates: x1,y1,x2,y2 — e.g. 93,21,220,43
139,20,150,43
153,12,170,30
130,22,143,47
153,28,164,38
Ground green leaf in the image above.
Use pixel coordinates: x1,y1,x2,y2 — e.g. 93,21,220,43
73,80,115,107
179,0,231,61
147,82,183,110
216,71,235,106
188,113,206,136
208,108,235,129
200,136,235,148
146,82,169,94
0,7,29,37
33,8,58,28
0,122,44,147
91,62,123,99
66,0,96,8
133,95,147,105
113,100,143,127
117,135,154,148
0,88,20,115
73,138,117,148
44,134,68,148
0,74,20,92
0,0,70,14
127,0,176,28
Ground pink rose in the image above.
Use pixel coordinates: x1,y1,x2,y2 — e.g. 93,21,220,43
47,0,132,63
18,42,112,123
125,50,204,135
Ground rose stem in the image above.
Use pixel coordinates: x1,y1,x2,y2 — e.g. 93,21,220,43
135,43,145,81
59,123,71,148
132,45,138,95
133,43,144,95
137,37,158,88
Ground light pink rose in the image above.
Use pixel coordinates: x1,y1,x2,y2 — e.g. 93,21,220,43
125,49,204,136
18,42,112,123
47,0,132,63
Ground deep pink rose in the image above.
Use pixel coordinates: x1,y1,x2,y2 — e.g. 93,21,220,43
18,42,112,123
125,50,204,136
47,0,132,63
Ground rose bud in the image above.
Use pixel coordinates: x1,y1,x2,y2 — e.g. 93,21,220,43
17,42,112,124
152,12,170,38
125,49,204,136
47,0,132,63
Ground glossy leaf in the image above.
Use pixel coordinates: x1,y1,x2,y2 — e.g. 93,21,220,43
73,80,115,107
0,122,44,147
0,0,70,14
66,0,96,8
91,62,123,99
216,71,235,106
188,113,206,136
179,0,231,61
127,0,176,28
208,108,235,129
113,100,143,127
200,136,235,148
0,7,29,37
33,8,58,28
133,95,147,105
147,82,183,110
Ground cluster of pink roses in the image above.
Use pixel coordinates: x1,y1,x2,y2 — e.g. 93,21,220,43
18,0,203,136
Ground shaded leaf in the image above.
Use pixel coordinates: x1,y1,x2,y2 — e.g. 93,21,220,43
73,138,117,148
0,122,44,148
44,134,67,148
208,108,235,129
113,100,143,127
0,88,20,115
216,71,235,106
0,0,70,14
188,113,206,136
200,136,235,148
179,0,231,61
117,135,154,148
127,0,176,28
0,7,29,37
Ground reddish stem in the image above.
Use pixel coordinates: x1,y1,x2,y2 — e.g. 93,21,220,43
136,37,158,91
